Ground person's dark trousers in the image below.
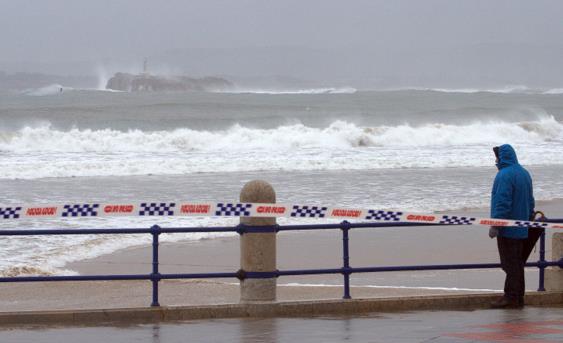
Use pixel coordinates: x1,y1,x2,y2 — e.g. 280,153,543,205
522,227,543,263
497,236,525,302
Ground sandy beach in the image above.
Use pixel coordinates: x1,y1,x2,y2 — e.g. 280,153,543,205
0,199,560,312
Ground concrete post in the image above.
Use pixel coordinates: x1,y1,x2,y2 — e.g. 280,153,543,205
239,180,277,302
545,232,563,291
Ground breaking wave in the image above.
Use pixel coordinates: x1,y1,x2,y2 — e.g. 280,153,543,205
544,88,563,95
1,115,562,179
22,84,121,96
398,85,563,95
1,116,561,153
421,85,531,94
0,265,74,277
23,84,69,96
223,87,357,94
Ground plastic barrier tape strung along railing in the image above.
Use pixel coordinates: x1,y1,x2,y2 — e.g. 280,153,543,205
0,202,562,229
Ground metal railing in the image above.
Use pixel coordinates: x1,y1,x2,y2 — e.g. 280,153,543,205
1,220,562,307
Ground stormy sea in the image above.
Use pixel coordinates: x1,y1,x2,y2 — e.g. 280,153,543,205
1,87,562,289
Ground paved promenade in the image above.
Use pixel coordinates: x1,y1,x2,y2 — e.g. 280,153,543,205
1,305,562,343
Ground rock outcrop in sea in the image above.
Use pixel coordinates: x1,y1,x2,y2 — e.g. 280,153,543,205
105,72,233,92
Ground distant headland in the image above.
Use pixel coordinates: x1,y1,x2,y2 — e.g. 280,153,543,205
105,72,233,92
105,58,233,92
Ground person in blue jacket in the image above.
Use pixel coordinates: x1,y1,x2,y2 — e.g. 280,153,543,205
489,144,535,308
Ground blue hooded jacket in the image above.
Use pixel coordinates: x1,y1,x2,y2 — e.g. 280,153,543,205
490,144,535,239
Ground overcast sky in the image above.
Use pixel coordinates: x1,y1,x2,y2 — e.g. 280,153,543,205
1,0,562,87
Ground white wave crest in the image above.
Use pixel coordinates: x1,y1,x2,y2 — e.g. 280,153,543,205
1,116,562,179
403,85,532,94
1,116,561,153
367,116,563,147
223,87,357,95
544,88,563,95
23,84,69,96
22,83,122,96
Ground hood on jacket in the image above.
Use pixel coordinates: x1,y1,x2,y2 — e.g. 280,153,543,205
496,144,519,169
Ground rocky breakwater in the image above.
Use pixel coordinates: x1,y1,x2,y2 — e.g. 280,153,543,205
106,73,233,92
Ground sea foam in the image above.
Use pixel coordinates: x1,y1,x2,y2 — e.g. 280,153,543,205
1,116,562,180
1,116,561,153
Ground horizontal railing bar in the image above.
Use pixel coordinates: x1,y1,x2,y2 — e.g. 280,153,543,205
275,222,445,231
351,263,502,273
0,260,559,283
0,274,152,283
0,272,240,283
0,222,454,236
275,261,561,276
0,227,241,236
2,218,562,237
0,229,154,236
158,227,239,233
276,265,502,277
274,268,343,276
159,272,238,279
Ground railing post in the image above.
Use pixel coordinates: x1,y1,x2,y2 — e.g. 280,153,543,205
150,225,161,307
537,229,546,291
545,232,563,291
341,221,352,299
239,180,277,303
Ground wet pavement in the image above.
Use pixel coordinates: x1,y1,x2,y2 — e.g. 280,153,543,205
1,306,562,343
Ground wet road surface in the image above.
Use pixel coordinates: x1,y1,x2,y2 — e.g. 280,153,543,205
1,306,562,343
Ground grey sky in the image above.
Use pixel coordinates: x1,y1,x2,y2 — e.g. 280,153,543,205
1,0,562,87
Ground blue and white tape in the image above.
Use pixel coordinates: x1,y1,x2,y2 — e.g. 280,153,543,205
0,201,561,230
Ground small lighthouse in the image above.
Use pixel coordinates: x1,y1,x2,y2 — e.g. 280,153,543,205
142,58,148,75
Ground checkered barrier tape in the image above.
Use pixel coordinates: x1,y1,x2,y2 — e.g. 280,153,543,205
139,203,175,216
62,204,100,217
0,207,22,219
0,202,562,229
291,205,328,218
514,221,549,228
439,215,476,225
365,210,403,221
215,203,252,216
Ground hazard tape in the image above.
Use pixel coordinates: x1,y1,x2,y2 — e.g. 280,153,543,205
0,201,562,230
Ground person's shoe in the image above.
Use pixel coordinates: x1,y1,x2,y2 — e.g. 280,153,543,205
490,296,524,309
518,297,525,307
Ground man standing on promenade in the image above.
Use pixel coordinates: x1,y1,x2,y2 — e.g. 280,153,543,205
489,144,535,309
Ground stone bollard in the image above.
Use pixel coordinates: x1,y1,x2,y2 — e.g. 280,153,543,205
239,180,277,302
545,232,563,291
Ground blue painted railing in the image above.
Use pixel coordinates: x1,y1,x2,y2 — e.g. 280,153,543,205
0,220,562,307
